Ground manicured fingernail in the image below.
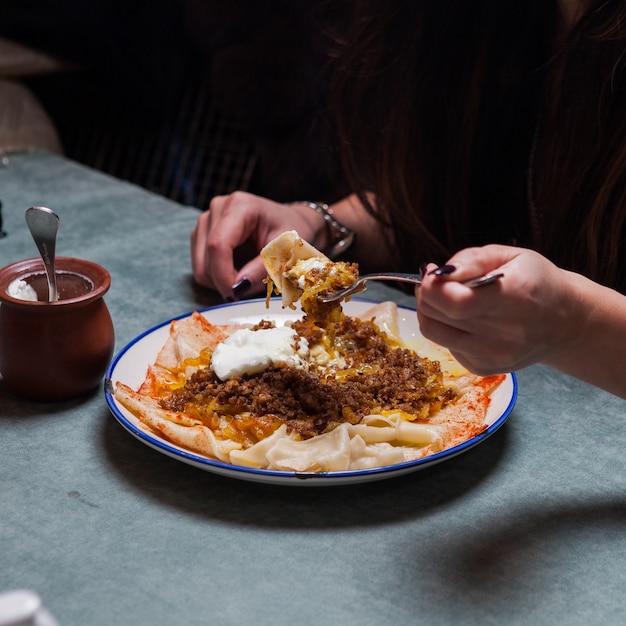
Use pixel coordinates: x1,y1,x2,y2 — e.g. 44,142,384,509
419,262,429,278
428,264,457,277
231,277,251,299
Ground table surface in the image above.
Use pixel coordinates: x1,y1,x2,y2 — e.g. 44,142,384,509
0,152,624,626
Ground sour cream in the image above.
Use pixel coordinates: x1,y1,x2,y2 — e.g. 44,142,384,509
211,326,309,381
7,279,38,301
289,257,329,289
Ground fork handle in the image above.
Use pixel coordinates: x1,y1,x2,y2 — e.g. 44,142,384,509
362,271,505,289
360,272,423,285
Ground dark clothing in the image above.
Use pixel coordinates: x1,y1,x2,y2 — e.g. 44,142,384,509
0,1,345,206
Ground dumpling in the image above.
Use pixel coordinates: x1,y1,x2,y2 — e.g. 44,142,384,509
260,230,330,308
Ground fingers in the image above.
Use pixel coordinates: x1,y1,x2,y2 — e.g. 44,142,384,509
206,218,249,297
418,245,518,325
430,244,520,283
418,275,501,330
190,191,327,301
191,194,258,298
231,256,270,298
417,306,523,374
416,308,472,352
416,245,573,374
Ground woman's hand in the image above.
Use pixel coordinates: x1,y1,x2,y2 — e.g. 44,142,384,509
191,191,393,301
191,191,328,300
416,244,585,375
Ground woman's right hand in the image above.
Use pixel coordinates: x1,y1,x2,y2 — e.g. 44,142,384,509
416,245,579,375
191,191,329,300
416,243,626,398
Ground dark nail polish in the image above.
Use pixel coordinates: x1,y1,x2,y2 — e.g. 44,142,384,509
428,264,456,277
419,262,428,278
231,277,252,299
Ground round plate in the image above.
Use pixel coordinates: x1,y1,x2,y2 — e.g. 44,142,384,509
104,298,517,486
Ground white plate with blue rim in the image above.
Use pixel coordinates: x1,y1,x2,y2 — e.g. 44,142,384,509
104,298,517,486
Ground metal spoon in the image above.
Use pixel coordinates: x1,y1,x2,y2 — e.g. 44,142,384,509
25,206,60,302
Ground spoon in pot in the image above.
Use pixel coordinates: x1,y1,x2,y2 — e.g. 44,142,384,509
25,206,60,302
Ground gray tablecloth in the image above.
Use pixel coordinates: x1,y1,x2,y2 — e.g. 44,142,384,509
1,152,624,626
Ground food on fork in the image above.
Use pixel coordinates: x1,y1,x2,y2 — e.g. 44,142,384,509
114,231,505,473
260,229,358,325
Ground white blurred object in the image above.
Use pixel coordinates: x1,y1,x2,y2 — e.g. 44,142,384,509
0,590,58,626
7,279,38,302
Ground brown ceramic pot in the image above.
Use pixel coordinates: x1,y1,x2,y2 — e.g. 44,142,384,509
0,257,115,401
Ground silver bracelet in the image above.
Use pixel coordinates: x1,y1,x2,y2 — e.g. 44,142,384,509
294,201,355,259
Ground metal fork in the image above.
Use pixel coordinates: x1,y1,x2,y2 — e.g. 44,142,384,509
320,271,504,303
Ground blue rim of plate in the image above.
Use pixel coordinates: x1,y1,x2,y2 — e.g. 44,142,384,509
104,298,518,486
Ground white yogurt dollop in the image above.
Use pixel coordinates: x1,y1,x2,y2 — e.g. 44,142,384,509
289,257,328,289
211,326,309,381
7,279,38,301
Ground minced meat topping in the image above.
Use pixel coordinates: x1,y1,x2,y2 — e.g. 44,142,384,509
161,316,456,443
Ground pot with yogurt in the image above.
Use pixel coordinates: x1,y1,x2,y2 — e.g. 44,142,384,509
0,257,115,400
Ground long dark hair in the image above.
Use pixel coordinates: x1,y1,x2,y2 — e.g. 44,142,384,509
328,0,626,291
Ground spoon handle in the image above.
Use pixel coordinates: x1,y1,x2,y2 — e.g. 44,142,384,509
25,207,60,302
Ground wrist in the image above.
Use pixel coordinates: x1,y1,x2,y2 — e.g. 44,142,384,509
291,201,355,259
542,271,606,369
